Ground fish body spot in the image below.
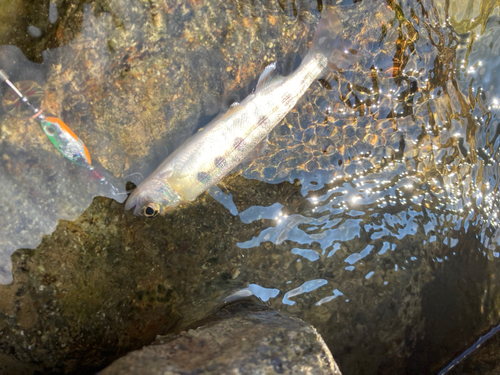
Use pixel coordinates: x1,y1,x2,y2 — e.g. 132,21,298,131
214,156,226,168
234,137,245,150
197,171,210,182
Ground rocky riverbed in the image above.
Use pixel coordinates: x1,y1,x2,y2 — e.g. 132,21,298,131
1,0,500,374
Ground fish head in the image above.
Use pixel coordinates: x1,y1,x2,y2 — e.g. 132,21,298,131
125,178,181,217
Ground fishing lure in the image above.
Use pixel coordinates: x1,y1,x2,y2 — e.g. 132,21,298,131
0,69,92,168
0,69,129,198
40,116,92,168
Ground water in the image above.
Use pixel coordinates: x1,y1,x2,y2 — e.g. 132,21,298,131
1,0,500,373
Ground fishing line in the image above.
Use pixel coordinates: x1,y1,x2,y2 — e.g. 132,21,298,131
0,69,124,196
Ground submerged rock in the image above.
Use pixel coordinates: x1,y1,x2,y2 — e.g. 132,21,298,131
101,299,341,375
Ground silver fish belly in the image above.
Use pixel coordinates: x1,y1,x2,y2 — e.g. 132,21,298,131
125,9,349,216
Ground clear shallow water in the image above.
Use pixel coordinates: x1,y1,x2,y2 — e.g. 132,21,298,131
0,43,127,283
1,0,500,373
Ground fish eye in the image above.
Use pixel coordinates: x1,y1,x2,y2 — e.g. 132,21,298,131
44,124,56,136
143,203,160,217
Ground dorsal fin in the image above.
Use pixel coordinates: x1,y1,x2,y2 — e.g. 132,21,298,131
256,62,282,91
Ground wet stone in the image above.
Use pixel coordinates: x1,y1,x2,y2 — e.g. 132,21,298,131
101,299,342,375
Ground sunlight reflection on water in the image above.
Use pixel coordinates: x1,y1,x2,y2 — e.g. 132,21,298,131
224,0,500,326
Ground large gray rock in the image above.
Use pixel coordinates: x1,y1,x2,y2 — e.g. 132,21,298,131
101,299,341,375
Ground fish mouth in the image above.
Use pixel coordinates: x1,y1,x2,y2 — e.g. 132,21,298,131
125,193,158,216
124,188,147,215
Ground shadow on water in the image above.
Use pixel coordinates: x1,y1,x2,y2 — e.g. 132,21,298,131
1,0,500,374
409,229,492,374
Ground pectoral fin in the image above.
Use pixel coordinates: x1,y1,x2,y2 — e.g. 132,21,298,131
158,169,174,179
242,135,269,164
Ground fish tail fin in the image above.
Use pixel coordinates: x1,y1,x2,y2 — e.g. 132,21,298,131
309,8,357,70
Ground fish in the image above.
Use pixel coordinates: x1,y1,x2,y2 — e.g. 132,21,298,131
125,8,355,217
